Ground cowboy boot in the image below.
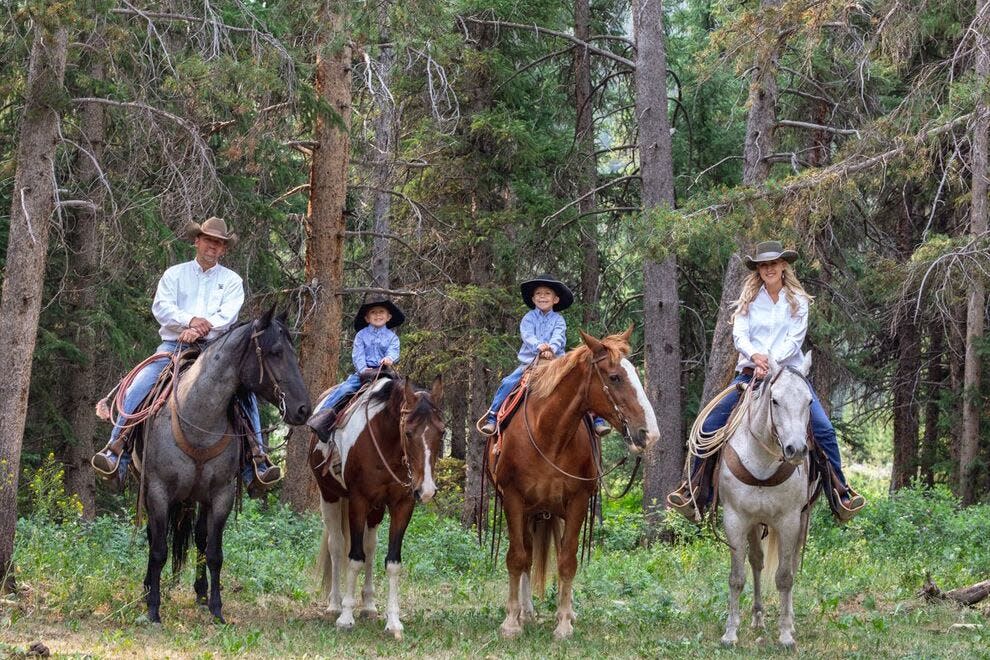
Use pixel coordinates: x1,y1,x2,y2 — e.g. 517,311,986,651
835,484,866,522
593,417,611,437
480,415,497,436
91,435,127,479
666,482,703,523
307,407,338,443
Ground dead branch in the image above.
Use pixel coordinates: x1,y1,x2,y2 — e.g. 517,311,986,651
541,175,641,227
921,572,990,606
342,287,420,297
459,16,634,70
777,119,860,137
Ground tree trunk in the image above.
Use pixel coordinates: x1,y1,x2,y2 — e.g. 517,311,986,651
448,364,467,460
700,0,781,408
921,320,945,487
62,30,107,518
370,2,396,290
633,0,682,533
575,0,599,327
283,3,351,513
0,26,69,585
961,0,989,506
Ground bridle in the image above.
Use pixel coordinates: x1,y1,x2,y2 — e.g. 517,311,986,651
749,365,810,461
590,352,634,443
250,325,287,418
366,382,444,490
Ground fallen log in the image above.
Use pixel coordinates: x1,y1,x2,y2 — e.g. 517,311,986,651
920,572,990,606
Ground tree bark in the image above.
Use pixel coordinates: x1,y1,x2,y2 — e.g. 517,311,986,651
575,0,599,327
920,320,945,487
283,2,351,513
891,314,920,491
370,1,396,290
633,0,682,534
700,0,782,408
960,0,989,506
62,29,107,518
448,364,467,460
0,26,69,585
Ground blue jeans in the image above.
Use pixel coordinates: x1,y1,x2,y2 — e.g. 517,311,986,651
315,373,363,413
487,364,606,427
695,371,847,485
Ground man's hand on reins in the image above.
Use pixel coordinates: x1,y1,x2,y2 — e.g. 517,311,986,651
189,316,212,336
179,327,202,344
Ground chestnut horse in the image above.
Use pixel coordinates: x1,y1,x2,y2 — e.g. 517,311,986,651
487,327,659,639
309,376,444,639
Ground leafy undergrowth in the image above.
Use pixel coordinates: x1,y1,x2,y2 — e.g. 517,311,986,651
2,481,990,658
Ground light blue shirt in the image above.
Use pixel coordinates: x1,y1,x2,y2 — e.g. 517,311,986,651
516,309,567,364
733,286,809,371
352,325,400,373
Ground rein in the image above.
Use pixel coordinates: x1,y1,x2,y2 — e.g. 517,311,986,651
365,384,414,489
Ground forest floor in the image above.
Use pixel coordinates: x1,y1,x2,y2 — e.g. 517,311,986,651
2,464,989,658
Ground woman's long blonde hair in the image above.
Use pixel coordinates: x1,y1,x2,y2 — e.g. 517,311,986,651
731,261,814,321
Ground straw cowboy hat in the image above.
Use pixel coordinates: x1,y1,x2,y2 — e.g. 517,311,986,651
743,240,798,270
183,216,239,247
520,275,574,311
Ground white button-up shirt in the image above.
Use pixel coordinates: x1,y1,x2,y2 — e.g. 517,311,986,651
732,286,808,371
152,259,244,341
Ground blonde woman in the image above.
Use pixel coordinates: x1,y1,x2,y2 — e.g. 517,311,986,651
668,241,864,520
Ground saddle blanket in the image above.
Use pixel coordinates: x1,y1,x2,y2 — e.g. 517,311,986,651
315,378,391,487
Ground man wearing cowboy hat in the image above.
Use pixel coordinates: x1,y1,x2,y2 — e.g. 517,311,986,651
92,217,280,492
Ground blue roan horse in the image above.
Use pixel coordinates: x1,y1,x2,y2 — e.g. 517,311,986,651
141,308,311,623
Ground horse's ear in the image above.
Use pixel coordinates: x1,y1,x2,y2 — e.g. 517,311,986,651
580,329,604,354
276,310,288,327
800,351,812,377
256,305,275,330
620,324,634,342
430,374,443,406
403,378,417,405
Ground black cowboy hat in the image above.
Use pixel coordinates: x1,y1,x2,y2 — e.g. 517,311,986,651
743,240,799,270
354,299,405,331
520,275,573,311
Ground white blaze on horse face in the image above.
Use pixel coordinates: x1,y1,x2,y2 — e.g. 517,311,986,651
418,429,436,503
620,358,660,439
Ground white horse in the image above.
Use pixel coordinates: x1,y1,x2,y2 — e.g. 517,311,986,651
718,351,814,649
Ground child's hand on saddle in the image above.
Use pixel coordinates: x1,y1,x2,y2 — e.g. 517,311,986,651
539,349,554,360
380,357,393,367
537,343,550,352
95,398,111,421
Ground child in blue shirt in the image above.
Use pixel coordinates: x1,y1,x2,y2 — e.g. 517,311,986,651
308,299,403,438
481,275,609,437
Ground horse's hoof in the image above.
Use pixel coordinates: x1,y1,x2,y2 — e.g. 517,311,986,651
213,614,227,625
780,638,797,651
336,613,356,629
552,623,573,640
499,623,522,639
720,635,737,647
385,623,404,640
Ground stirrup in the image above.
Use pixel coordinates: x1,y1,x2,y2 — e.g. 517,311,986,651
91,451,120,478
834,486,865,522
253,458,282,486
666,483,702,523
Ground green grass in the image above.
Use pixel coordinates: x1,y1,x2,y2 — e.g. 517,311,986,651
2,481,990,658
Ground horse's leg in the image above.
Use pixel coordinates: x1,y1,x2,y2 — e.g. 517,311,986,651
142,484,169,624
361,508,385,618
519,518,535,623
747,525,765,631
320,498,346,615
205,488,235,624
499,491,527,639
775,515,801,649
553,497,585,640
194,507,209,606
336,497,369,629
382,499,414,640
720,508,749,646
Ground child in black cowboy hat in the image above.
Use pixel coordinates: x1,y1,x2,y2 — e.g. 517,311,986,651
307,299,404,437
480,275,609,437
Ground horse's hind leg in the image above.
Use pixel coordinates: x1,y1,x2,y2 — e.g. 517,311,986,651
519,518,535,623
194,509,209,605
143,485,169,624
553,498,585,640
747,525,765,631
319,499,347,615
337,498,369,630
720,509,749,647
360,523,379,618
775,516,801,649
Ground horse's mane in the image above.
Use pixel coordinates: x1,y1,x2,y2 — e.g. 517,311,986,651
529,332,631,399
370,378,439,423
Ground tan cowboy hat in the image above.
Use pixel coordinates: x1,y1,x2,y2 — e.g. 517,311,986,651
743,240,798,270
183,216,238,247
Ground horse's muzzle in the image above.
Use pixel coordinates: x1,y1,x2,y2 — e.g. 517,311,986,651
782,443,808,465
414,486,435,504
626,428,656,454
285,403,312,426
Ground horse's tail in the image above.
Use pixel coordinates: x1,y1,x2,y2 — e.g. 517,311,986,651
529,515,563,598
762,526,780,596
168,502,196,577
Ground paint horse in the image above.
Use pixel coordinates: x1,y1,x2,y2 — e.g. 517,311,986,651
719,352,815,649
309,375,444,639
142,308,311,623
487,327,659,639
